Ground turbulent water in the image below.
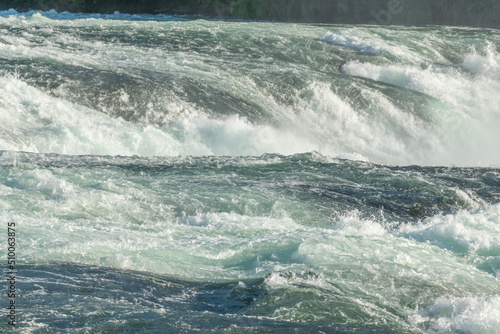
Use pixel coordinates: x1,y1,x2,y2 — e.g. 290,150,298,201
1,9,500,333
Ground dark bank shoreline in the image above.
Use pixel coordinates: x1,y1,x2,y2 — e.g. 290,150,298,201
1,0,499,28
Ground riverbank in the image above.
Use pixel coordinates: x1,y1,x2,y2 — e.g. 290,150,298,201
0,0,499,28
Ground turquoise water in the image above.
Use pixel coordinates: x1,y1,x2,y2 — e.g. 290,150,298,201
1,9,500,333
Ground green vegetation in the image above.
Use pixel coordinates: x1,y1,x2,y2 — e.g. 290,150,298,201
0,0,499,28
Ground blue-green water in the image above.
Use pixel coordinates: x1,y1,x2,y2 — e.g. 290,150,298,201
1,9,500,333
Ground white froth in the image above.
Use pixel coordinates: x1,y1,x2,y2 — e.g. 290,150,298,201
1,13,500,167
398,204,500,276
409,296,500,334
319,30,386,54
341,53,500,166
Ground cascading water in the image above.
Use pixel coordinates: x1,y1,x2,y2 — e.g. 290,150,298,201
1,9,499,333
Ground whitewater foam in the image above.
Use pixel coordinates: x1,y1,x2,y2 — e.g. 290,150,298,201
0,76,188,156
460,42,500,79
2,13,500,167
2,12,500,333
341,47,500,166
319,30,387,54
398,204,500,277
0,8,184,22
409,296,500,334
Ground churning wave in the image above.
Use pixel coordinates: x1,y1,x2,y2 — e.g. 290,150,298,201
1,10,500,166
1,9,500,333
